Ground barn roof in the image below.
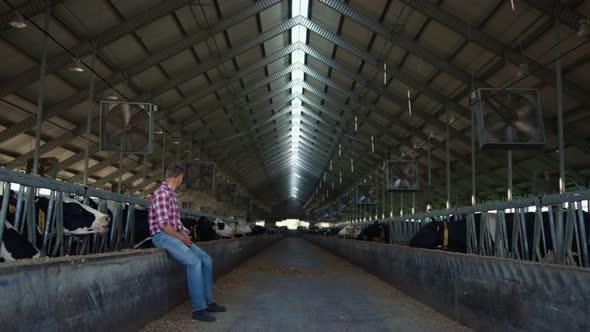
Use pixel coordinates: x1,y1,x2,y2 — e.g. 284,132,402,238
0,0,589,216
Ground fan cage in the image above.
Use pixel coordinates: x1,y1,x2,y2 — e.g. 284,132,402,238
474,88,546,150
356,184,378,205
338,191,357,212
99,101,154,154
185,161,216,193
385,160,419,192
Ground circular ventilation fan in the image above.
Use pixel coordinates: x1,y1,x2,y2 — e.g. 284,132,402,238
482,91,540,144
357,185,377,205
388,161,417,190
104,103,150,152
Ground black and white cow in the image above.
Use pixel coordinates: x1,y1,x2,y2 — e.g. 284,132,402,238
1,221,40,262
1,195,40,262
249,225,267,236
409,211,590,258
213,218,234,238
193,216,219,242
337,225,361,238
356,221,388,242
35,195,110,235
322,227,341,236
409,216,470,252
120,206,152,249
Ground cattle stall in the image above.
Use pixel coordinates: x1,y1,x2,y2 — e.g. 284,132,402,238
0,167,238,261
330,188,590,268
0,0,590,331
0,234,282,331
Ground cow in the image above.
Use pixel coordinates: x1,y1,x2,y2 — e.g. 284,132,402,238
409,210,590,261
193,216,219,242
249,225,267,235
337,225,361,239
357,221,388,242
35,195,110,235
213,218,234,238
120,206,152,249
1,194,40,262
181,217,198,241
1,221,40,262
234,220,252,237
322,227,341,236
409,216,470,252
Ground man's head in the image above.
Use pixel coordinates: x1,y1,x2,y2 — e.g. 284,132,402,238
165,162,184,191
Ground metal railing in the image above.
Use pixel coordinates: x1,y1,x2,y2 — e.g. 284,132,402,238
332,190,590,268
0,167,230,258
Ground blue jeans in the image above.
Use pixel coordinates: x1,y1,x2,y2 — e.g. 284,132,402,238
152,232,214,311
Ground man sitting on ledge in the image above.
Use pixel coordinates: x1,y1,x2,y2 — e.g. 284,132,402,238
149,162,226,322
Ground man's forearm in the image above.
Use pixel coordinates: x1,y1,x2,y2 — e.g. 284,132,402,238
161,225,186,241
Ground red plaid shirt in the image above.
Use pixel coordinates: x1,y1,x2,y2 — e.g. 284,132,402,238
148,182,183,236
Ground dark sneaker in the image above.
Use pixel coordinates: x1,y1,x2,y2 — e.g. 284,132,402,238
206,303,226,313
192,309,216,322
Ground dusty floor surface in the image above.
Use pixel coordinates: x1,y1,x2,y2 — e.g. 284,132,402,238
141,237,471,332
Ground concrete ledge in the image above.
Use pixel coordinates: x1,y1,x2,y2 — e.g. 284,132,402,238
303,235,590,332
0,234,282,332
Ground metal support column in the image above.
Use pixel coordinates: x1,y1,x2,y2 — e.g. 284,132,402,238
32,7,51,176
555,8,566,194
471,109,476,206
555,2,566,264
508,150,513,201
117,139,123,195
446,106,451,209
176,139,180,161
382,160,386,219
389,191,393,218
142,154,147,198
161,133,167,177
427,135,432,195
83,50,97,186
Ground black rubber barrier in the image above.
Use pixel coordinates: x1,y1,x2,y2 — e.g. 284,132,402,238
303,235,590,332
0,234,282,332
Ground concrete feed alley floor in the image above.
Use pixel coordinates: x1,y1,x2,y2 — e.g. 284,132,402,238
141,236,470,332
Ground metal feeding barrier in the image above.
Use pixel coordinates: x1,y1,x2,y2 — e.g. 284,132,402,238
0,167,228,258
336,190,590,268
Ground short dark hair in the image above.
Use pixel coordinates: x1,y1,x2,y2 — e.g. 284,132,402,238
166,162,184,178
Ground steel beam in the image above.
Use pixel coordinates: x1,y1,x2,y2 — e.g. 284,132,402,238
399,0,590,103
0,0,65,31
0,0,281,143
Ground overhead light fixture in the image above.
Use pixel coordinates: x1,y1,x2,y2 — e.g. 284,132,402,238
516,63,529,78
8,12,27,29
106,90,119,100
172,140,180,144
578,19,590,37
68,58,85,72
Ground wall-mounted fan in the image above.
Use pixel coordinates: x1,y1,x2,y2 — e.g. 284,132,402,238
532,171,560,195
26,158,58,178
474,88,545,149
386,160,419,192
100,101,154,153
327,203,340,220
110,182,128,194
235,195,250,209
217,183,237,204
338,191,356,212
185,161,215,193
357,184,377,205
